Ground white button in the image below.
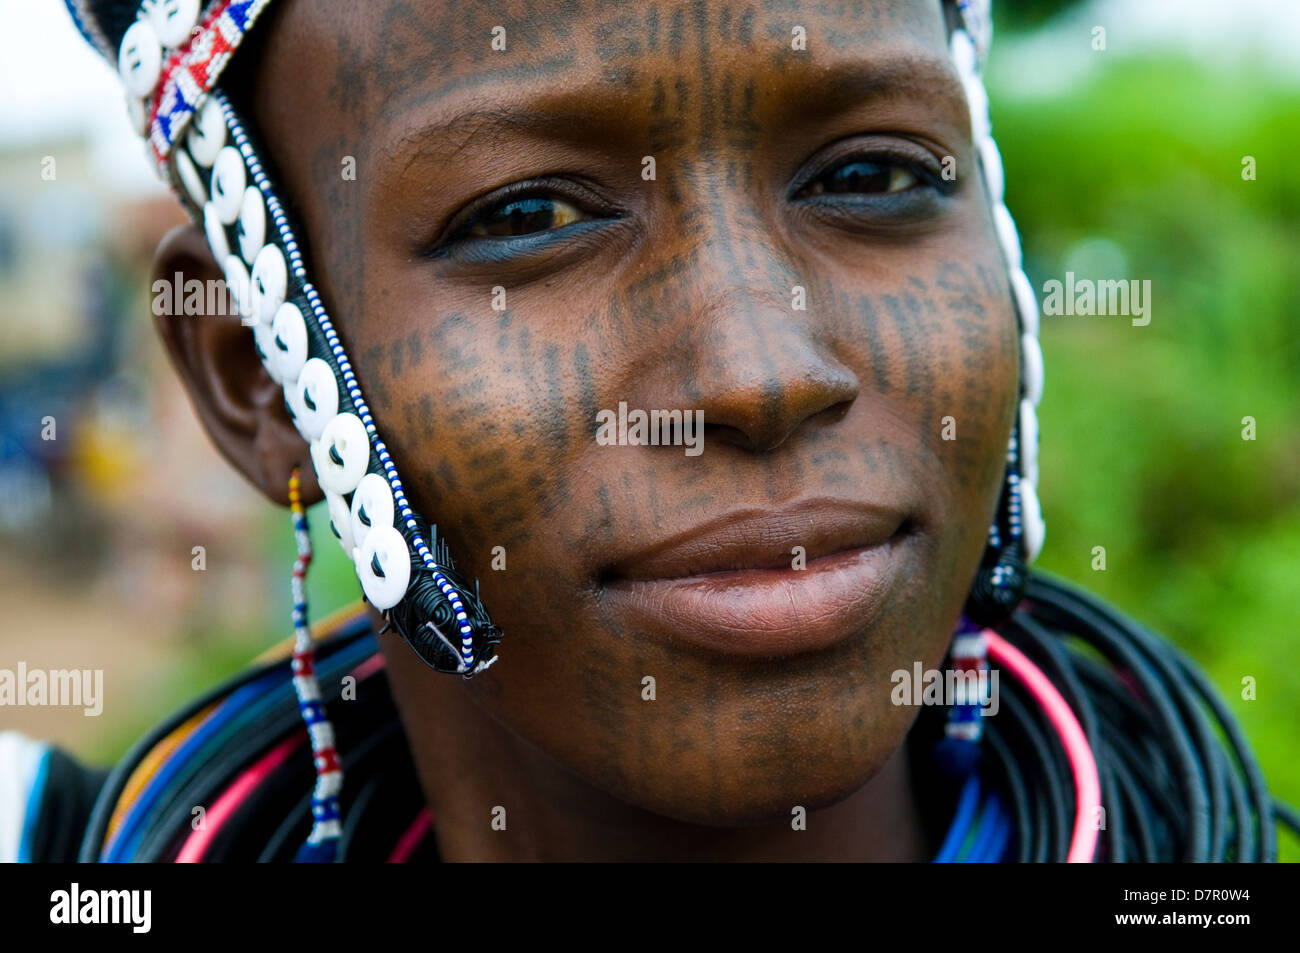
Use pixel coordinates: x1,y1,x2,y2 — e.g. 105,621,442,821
251,319,282,382
148,0,200,48
236,187,266,265
1021,332,1044,407
1020,479,1045,563
174,148,206,207
186,97,226,167
203,202,230,265
1011,268,1039,338
963,74,991,142
994,204,1022,272
979,137,1004,206
283,381,309,441
222,255,254,325
125,94,149,136
311,413,369,495
210,147,245,225
119,21,163,99
294,358,339,442
950,30,977,78
325,490,356,559
270,302,308,383
350,472,395,550
356,525,411,611
1019,399,1039,488
250,244,287,326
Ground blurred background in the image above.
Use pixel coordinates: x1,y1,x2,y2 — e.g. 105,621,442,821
0,0,1295,858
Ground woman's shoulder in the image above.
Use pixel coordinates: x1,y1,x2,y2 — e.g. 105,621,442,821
33,604,433,863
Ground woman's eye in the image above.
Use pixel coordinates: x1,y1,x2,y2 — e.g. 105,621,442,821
462,195,585,239
799,159,920,197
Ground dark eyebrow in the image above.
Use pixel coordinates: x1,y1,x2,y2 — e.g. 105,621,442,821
385,101,578,172
381,48,967,177
788,52,968,127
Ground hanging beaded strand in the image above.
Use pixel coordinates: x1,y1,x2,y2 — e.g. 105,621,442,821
288,468,343,862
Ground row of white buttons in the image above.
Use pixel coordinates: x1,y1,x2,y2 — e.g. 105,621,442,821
952,28,1046,563
315,433,409,609
179,92,412,611
183,124,310,393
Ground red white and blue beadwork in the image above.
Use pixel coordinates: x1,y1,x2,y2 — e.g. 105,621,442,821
145,0,274,169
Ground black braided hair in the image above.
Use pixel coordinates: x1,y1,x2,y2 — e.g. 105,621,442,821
914,572,1293,861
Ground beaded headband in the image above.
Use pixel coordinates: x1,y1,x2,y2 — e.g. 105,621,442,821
64,0,1045,671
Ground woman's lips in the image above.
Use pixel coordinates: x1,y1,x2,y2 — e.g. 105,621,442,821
599,500,916,659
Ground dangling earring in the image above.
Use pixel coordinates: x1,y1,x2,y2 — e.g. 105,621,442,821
964,426,1030,627
287,467,344,862
941,434,1024,776
941,407,1028,778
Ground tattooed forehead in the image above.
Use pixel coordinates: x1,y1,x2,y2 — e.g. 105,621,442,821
290,0,953,120
258,0,970,335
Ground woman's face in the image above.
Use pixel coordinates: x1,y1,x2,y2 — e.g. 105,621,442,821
237,0,1018,824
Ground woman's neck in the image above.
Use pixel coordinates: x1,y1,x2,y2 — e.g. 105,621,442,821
380,615,931,862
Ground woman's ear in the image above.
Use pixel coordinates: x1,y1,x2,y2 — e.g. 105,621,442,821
151,223,323,508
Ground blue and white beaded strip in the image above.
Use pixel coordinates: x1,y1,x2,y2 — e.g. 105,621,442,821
984,429,1023,590
217,93,486,675
1005,435,1023,543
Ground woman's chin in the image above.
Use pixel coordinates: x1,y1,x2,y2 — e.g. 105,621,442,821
554,701,918,830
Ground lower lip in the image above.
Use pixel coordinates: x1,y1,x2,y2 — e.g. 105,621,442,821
600,537,912,659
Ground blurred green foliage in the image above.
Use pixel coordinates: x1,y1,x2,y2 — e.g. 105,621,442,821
989,54,1300,857
994,0,1083,33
